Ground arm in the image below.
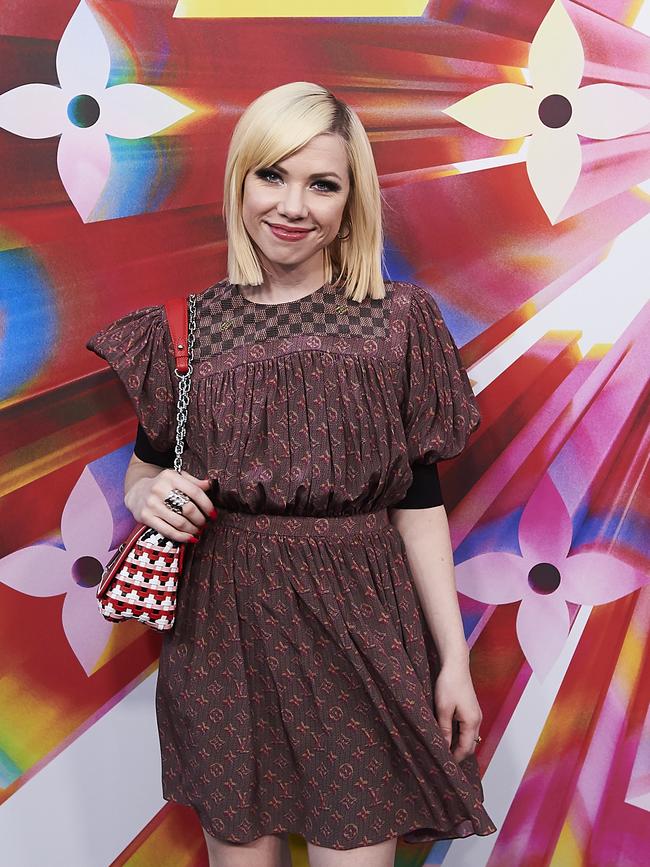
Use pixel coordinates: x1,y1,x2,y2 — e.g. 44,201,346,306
124,453,166,504
387,504,482,762
387,504,469,666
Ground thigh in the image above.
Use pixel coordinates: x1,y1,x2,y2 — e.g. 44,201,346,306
202,827,291,867
307,836,398,867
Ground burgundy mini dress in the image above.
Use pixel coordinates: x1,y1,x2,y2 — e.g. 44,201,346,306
86,277,497,850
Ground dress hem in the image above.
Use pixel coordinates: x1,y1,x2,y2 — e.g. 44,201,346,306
162,793,498,851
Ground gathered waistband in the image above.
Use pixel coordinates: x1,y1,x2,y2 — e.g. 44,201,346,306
211,507,391,540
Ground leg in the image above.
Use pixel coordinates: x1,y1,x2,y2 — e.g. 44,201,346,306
307,836,397,867
202,827,293,867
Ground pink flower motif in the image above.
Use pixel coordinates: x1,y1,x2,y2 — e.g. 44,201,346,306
455,474,647,681
0,466,120,675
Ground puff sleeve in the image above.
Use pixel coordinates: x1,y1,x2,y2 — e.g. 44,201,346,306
85,304,178,454
401,284,481,465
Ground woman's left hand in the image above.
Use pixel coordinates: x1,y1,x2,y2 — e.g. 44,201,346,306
433,660,483,762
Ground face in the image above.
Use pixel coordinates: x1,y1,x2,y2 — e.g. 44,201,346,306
241,133,351,280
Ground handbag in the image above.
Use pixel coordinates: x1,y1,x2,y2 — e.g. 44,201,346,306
95,292,198,631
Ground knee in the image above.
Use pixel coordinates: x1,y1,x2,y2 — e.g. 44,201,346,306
202,826,288,866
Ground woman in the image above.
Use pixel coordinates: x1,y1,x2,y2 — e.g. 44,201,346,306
87,81,497,867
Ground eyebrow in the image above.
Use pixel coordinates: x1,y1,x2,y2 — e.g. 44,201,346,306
269,162,343,182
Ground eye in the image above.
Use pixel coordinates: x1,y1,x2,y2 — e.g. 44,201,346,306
312,179,341,193
253,168,341,193
255,168,282,183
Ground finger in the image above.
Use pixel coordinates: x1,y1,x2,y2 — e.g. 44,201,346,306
452,719,478,762
159,504,204,536
146,481,205,535
179,469,212,487
155,471,215,523
137,491,203,542
141,493,203,538
140,512,201,544
176,470,216,517
436,706,454,749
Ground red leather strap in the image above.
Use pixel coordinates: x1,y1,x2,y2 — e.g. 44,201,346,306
164,295,190,374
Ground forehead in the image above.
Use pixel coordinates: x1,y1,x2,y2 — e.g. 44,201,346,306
276,134,348,172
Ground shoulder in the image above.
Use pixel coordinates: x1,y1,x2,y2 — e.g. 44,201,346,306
86,303,165,347
389,281,463,364
87,278,231,347
381,279,445,327
381,278,436,306
403,281,443,316
194,277,233,309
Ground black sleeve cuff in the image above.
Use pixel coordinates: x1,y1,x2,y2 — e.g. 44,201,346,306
133,423,175,468
391,462,444,509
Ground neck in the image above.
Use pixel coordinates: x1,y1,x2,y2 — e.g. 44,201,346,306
250,252,327,302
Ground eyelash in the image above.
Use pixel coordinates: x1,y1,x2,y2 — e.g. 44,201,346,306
255,168,341,193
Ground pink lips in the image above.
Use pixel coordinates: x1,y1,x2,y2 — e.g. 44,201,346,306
266,222,314,242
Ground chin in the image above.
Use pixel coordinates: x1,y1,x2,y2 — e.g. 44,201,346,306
263,247,321,266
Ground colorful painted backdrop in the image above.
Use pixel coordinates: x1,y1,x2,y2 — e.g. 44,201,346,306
1,1,649,865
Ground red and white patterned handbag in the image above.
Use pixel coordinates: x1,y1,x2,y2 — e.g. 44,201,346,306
96,293,198,632
95,522,188,630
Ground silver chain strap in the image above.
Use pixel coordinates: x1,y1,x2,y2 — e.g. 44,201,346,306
172,293,197,474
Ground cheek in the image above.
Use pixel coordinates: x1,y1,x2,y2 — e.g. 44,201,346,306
242,183,272,219
314,200,347,233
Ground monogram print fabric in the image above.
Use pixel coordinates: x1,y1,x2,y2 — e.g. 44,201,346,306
86,279,495,849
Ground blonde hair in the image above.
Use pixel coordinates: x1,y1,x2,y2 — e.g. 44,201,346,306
223,81,385,303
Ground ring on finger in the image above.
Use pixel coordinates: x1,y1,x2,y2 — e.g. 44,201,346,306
163,488,190,515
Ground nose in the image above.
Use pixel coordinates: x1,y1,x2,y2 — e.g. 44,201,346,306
276,184,308,220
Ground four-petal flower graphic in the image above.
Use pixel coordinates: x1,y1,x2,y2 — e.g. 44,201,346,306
454,473,647,681
0,466,121,676
0,0,193,221
442,0,650,223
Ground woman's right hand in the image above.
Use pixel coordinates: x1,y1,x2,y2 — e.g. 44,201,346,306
124,467,215,543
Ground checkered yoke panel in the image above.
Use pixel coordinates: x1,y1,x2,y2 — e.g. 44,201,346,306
194,280,393,358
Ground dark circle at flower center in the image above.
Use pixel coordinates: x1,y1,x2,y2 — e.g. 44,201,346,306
67,94,101,128
528,562,561,595
72,555,104,588
538,94,572,129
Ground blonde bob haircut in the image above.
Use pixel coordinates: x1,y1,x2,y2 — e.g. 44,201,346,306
223,81,386,304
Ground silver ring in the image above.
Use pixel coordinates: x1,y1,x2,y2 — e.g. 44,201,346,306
163,488,190,515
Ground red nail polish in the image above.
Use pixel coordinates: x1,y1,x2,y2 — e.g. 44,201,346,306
210,509,218,519
191,535,200,543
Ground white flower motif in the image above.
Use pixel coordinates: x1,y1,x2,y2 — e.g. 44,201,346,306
442,0,650,223
0,466,122,676
0,0,193,221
